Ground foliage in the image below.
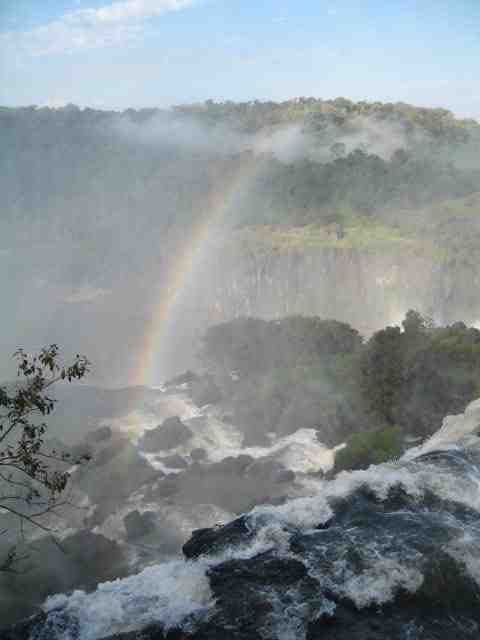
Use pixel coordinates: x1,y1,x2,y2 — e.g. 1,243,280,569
334,426,403,473
175,98,478,142
201,312,480,446
201,316,365,443
241,219,416,252
359,316,480,435
358,326,405,425
201,316,362,376
1,100,479,265
0,345,90,572
227,150,480,230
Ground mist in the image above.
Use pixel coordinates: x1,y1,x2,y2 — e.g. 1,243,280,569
2,100,479,386
107,107,437,164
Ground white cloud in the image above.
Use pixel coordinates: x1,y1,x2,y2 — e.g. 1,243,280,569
78,0,196,25
1,0,197,56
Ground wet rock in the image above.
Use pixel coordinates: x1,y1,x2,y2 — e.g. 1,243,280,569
68,441,94,463
139,417,193,452
204,552,320,637
0,531,127,629
152,475,180,498
190,447,207,462
190,375,222,407
257,495,288,507
86,425,112,443
161,454,189,470
124,510,157,540
154,452,291,515
246,458,286,481
209,552,308,587
214,454,253,475
11,444,480,640
2,613,47,640
274,468,295,483
306,602,480,640
164,370,198,388
79,441,160,527
183,516,252,559
88,435,130,468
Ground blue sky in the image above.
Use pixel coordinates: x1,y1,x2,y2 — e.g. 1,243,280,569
1,0,479,118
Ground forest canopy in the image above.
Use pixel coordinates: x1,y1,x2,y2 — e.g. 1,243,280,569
199,312,480,456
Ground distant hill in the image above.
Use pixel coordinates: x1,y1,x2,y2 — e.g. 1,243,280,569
1,98,480,382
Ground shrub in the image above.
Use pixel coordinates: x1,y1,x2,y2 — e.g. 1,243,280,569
334,426,402,473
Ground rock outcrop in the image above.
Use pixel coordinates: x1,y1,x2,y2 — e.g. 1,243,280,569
138,417,193,452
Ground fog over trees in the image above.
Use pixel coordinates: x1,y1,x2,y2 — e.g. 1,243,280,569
2,98,480,383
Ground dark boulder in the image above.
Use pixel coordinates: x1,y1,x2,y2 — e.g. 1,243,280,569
183,516,253,559
150,475,180,498
203,552,319,638
214,454,253,475
190,448,207,462
124,510,157,540
88,434,130,468
86,425,112,443
2,613,47,640
161,454,189,470
139,417,193,452
79,441,160,528
246,458,286,482
274,468,295,484
163,370,198,388
190,375,222,407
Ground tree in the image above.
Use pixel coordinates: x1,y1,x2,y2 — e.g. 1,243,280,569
0,345,90,572
359,326,404,425
402,309,428,336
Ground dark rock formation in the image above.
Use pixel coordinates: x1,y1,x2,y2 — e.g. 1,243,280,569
124,510,157,541
190,448,207,462
190,375,222,407
138,417,193,452
86,425,112,443
183,516,253,560
163,370,199,388
161,454,189,469
78,439,160,527
0,531,127,629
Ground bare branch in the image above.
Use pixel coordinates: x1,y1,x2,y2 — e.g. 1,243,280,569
0,504,56,534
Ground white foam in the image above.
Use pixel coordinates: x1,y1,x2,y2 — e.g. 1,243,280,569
339,557,424,608
242,428,337,474
403,398,480,461
94,500,233,550
252,494,333,531
38,395,480,638
445,530,480,586
250,444,480,534
44,560,213,639
137,389,336,475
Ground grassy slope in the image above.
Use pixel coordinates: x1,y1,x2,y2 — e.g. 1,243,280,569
235,192,480,258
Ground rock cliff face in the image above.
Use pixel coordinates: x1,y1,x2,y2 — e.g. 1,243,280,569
159,238,480,377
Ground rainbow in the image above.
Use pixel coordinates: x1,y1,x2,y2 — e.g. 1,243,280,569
132,155,260,386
